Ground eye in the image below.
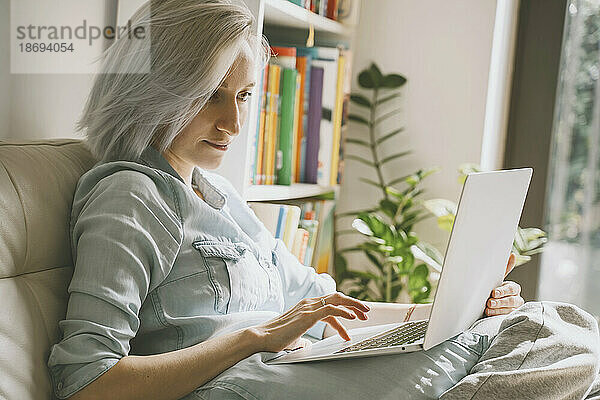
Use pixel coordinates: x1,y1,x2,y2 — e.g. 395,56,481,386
238,91,252,102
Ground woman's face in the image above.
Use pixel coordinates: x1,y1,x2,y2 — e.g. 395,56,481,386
167,46,256,172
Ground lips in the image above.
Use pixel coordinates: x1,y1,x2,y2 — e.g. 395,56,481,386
203,140,230,150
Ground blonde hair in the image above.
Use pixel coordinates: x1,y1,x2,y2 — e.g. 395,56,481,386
78,0,270,162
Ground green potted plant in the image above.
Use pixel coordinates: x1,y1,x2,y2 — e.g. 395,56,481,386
335,63,442,304
335,64,548,304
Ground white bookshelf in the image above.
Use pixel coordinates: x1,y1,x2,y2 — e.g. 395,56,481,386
215,0,358,202
263,0,351,36
246,183,338,201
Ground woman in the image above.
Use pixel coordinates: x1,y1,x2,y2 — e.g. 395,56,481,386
47,1,539,399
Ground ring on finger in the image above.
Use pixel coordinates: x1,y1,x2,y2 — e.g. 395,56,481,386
321,298,327,307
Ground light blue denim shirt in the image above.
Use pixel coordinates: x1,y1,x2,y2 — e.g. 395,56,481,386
47,145,336,399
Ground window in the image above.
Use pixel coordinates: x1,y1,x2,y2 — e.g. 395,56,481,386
539,0,600,321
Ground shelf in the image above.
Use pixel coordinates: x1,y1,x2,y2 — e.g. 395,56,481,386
263,0,351,37
245,183,338,201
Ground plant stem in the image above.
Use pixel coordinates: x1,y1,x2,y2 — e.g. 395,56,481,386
370,88,388,200
385,262,392,302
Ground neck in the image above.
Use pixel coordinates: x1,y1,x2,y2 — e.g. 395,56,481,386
162,148,194,188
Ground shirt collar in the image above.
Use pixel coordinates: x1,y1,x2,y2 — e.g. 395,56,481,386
138,145,227,210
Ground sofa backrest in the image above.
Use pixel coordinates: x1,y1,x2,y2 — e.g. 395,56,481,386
0,139,96,400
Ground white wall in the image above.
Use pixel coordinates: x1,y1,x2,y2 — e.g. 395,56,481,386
0,0,111,141
337,0,497,264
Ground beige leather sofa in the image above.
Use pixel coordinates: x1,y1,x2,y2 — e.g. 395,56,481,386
0,139,96,400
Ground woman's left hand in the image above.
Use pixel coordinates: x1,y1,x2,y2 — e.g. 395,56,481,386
485,253,525,316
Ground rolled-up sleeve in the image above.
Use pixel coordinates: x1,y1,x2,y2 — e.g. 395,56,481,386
47,171,183,399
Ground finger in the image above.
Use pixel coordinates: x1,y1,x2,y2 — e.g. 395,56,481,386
487,295,524,309
343,305,369,320
322,315,351,341
320,292,371,312
492,281,521,298
505,253,517,277
485,307,517,316
315,304,357,322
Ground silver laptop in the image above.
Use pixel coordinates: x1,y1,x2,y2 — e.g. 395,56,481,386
266,168,532,364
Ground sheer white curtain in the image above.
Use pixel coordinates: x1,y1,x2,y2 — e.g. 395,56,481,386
538,0,600,321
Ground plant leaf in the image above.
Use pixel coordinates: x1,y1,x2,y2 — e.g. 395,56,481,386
338,246,363,253
437,214,455,232
458,163,481,184
382,73,407,88
364,250,384,271
359,177,385,189
350,94,372,107
375,107,403,125
336,207,379,218
358,70,376,88
345,138,371,148
376,128,404,146
346,154,376,167
349,114,370,126
379,198,398,219
423,199,457,217
369,63,384,87
335,229,358,236
352,218,374,236
376,92,402,106
348,269,381,282
386,173,412,187
410,243,443,272
380,151,411,165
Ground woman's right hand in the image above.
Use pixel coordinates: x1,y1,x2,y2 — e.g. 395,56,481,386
250,292,371,353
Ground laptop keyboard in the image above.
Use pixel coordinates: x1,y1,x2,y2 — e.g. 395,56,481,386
334,320,428,354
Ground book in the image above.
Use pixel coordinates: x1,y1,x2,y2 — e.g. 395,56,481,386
337,48,353,184
329,49,346,186
291,72,302,183
292,228,310,263
304,65,324,184
249,202,302,251
249,202,281,235
326,0,338,20
296,47,318,183
283,205,301,249
314,47,340,187
255,65,269,185
264,64,281,185
295,55,308,183
312,199,335,274
276,68,298,186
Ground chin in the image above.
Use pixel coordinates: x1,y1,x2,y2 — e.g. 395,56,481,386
198,159,223,170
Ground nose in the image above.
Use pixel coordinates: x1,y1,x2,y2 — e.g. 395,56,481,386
215,97,241,137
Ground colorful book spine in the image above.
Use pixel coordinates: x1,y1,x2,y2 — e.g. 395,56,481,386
265,64,281,185
337,48,353,185
295,55,308,183
291,73,302,184
329,51,346,186
304,65,324,184
255,65,269,185
275,205,287,239
283,205,301,249
276,68,298,186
